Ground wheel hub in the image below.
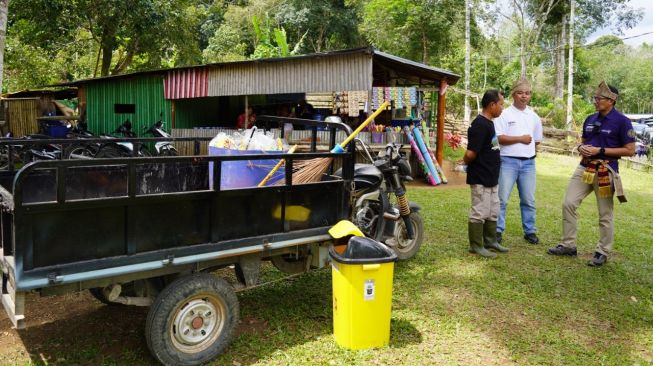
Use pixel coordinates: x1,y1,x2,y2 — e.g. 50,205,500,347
395,221,414,250
191,316,204,329
173,298,218,346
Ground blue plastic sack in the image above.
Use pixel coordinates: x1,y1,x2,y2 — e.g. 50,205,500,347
209,147,286,190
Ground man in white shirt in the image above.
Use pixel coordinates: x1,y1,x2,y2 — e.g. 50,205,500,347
494,79,543,245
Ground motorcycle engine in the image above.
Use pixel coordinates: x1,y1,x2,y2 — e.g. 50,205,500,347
353,202,378,235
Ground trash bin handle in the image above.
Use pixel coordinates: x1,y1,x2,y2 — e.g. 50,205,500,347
362,264,381,271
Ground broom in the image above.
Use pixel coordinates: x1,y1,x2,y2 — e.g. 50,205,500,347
258,144,298,187
291,100,390,184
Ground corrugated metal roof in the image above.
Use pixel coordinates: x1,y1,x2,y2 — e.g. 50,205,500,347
51,48,460,94
206,52,371,96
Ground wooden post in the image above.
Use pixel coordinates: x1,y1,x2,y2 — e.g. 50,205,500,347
171,100,176,128
436,79,447,165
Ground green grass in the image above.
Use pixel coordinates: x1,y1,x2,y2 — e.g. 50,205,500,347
4,153,651,365
214,152,653,366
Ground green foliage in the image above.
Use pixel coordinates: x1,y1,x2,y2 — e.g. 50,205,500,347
443,144,464,161
202,24,249,63
274,0,363,52
7,0,203,79
359,0,470,65
538,95,595,130
1,0,652,116
249,14,302,59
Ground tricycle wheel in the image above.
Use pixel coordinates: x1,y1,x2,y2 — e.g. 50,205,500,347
145,273,239,366
391,212,424,260
270,254,309,274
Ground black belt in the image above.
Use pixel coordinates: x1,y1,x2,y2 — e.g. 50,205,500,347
503,155,536,160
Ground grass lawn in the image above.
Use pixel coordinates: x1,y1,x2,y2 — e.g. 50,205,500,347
1,153,651,365
217,152,652,366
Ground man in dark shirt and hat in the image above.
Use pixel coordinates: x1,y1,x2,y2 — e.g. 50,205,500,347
547,81,636,266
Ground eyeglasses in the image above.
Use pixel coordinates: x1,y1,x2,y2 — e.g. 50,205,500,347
593,96,612,102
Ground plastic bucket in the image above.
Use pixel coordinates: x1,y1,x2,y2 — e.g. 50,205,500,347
47,125,70,138
208,147,286,189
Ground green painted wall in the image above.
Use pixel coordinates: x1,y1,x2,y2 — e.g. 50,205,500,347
86,75,172,136
85,75,286,132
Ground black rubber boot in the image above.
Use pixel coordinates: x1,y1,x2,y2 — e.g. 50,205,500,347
483,221,509,253
469,221,496,258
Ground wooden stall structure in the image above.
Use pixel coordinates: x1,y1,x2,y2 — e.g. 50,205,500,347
53,47,460,164
1,89,78,137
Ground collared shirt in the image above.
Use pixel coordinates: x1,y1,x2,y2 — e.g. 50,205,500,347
582,108,636,172
494,104,543,158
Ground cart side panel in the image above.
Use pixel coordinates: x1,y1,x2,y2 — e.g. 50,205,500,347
129,199,211,253
31,207,126,269
287,182,342,231
215,189,284,241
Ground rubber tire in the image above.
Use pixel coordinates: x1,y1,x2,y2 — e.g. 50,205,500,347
392,212,424,260
95,145,129,158
159,147,178,156
145,274,239,366
64,144,95,159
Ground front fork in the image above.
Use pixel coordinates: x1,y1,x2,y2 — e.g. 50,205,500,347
387,169,414,239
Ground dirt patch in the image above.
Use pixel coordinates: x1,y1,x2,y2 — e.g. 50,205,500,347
0,290,277,364
408,159,467,189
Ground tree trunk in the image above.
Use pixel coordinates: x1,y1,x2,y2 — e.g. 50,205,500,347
554,16,566,100
100,42,114,77
464,0,471,126
112,40,138,75
422,29,427,64
565,0,575,131
0,0,9,94
99,27,116,77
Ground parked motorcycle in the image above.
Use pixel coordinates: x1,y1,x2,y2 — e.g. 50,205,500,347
95,120,151,158
143,114,177,156
63,121,99,159
335,139,424,260
15,133,63,163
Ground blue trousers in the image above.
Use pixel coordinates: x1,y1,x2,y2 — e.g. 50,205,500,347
497,156,537,235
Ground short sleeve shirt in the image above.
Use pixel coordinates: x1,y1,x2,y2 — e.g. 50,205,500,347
494,105,543,158
466,115,501,187
581,108,636,172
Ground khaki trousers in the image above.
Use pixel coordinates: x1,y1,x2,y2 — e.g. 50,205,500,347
561,165,614,255
469,184,499,224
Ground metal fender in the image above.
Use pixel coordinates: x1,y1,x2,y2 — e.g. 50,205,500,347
409,202,421,212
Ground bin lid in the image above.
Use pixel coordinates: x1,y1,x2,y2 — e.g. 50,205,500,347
329,236,397,264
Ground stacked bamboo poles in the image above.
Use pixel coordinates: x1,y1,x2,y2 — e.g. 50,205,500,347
291,100,390,184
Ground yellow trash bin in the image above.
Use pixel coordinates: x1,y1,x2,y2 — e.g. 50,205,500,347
330,236,397,350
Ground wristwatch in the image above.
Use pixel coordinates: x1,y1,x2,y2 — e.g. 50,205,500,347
599,147,605,155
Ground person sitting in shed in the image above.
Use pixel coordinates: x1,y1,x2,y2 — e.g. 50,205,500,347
236,107,256,129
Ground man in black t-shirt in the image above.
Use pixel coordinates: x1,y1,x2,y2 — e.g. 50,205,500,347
463,89,507,258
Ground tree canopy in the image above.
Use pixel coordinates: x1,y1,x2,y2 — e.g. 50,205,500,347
3,0,652,118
